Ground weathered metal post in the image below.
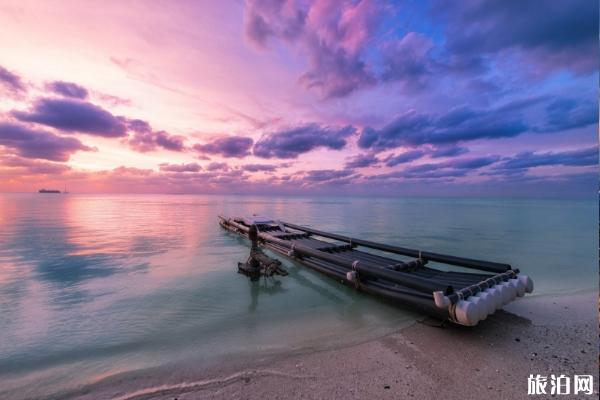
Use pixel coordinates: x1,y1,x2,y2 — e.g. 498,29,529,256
249,224,259,251
248,224,260,280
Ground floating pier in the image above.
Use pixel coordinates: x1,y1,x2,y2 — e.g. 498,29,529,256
219,215,533,326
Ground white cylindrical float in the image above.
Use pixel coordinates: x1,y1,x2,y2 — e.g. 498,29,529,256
488,284,506,310
496,282,512,304
454,300,479,326
518,275,534,293
509,277,525,297
467,295,488,321
500,281,517,304
474,290,496,316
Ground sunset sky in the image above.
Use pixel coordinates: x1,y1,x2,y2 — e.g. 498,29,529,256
0,0,597,197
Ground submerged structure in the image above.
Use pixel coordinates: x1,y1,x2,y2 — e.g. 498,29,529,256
219,215,534,326
238,223,289,280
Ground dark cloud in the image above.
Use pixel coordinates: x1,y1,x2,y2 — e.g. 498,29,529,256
193,136,253,158
0,65,26,95
380,33,436,91
358,104,528,152
430,145,469,158
12,98,127,137
349,143,473,170
254,124,355,159
443,155,501,169
0,156,71,175
385,150,426,167
438,0,598,74
344,153,379,168
369,155,500,181
244,0,306,47
367,168,466,181
245,0,378,98
48,81,89,99
493,147,598,171
206,162,230,171
536,98,597,133
158,163,202,172
298,39,375,99
358,111,430,150
134,131,185,152
0,156,72,175
245,0,597,100
303,169,355,183
14,105,186,152
0,122,93,162
240,163,278,172
127,119,185,152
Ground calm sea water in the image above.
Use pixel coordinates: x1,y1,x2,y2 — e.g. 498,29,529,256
0,194,596,399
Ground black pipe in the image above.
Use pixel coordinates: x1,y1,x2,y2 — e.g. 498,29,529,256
220,216,521,316
328,249,392,268
220,218,452,318
303,258,447,318
223,217,452,295
282,221,511,273
264,232,450,294
271,234,442,306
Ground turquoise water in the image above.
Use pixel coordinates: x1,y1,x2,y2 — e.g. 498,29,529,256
0,194,596,399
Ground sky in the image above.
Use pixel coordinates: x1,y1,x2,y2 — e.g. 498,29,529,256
0,0,597,197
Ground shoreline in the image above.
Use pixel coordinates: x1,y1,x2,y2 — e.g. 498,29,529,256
63,289,598,400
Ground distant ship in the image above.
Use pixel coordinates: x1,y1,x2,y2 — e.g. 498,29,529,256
38,189,61,193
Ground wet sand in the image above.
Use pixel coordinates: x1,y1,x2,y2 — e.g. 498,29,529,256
66,290,598,400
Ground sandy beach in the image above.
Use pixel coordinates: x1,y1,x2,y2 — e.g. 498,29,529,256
65,289,598,400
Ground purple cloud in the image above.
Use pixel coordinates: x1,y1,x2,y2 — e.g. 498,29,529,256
12,98,127,137
344,153,379,168
1,156,71,175
241,163,278,172
244,0,597,101
298,39,375,99
48,81,88,99
358,111,430,150
0,122,93,162
536,98,597,133
245,0,378,98
127,119,185,152
493,147,598,171
254,124,355,158
368,155,500,181
385,150,426,167
373,168,469,181
0,65,26,95
193,136,253,158
380,33,436,91
439,0,598,75
303,169,355,182
159,162,202,172
430,146,469,158
244,0,306,46
206,162,230,171
358,104,529,151
444,156,501,169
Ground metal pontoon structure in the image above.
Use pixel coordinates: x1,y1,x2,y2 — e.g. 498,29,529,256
219,215,534,326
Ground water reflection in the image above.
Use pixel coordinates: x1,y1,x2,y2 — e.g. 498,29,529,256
0,194,595,400
247,279,286,313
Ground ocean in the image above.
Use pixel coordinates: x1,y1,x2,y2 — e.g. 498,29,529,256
0,193,596,399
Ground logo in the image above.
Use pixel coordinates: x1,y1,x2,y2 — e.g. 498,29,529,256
527,374,594,396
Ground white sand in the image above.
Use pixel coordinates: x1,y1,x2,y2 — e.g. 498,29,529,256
67,290,598,400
